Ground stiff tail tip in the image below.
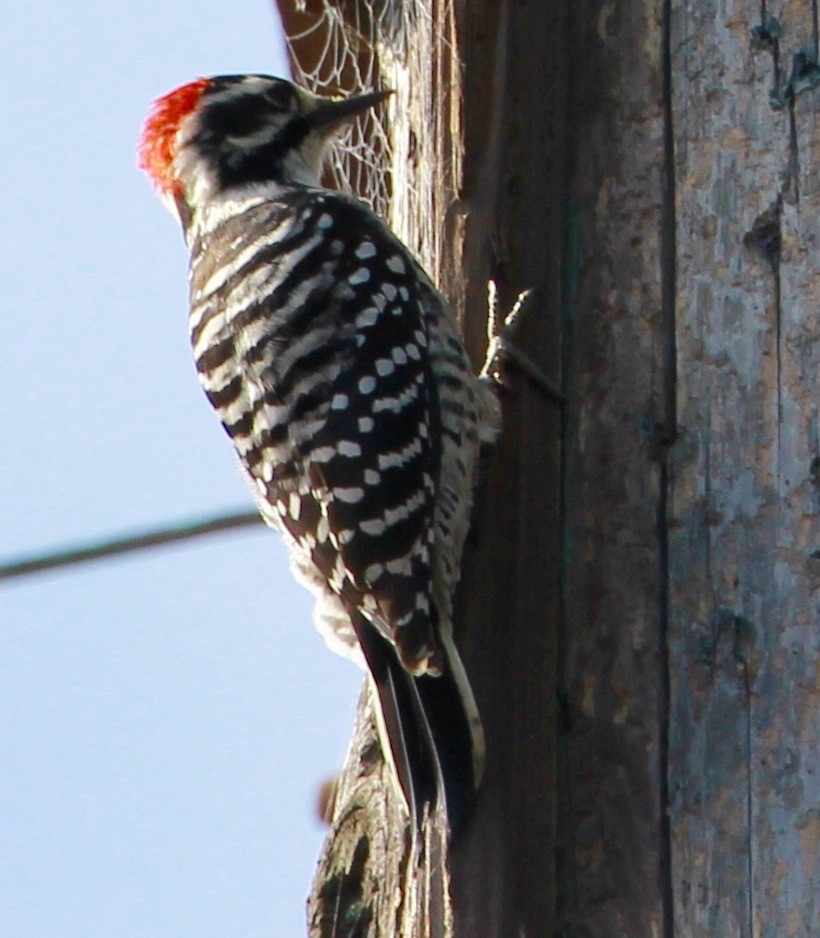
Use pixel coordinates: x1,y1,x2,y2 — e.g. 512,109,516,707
351,612,483,838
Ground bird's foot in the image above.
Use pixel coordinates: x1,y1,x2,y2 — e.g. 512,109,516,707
479,282,565,405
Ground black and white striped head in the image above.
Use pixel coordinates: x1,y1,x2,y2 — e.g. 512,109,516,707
139,75,389,220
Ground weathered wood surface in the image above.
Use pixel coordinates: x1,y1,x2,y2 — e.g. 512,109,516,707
445,3,568,937
669,2,819,935
306,685,453,938
556,3,672,935
275,0,818,934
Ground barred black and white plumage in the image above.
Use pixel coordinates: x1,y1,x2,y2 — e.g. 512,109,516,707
140,74,499,834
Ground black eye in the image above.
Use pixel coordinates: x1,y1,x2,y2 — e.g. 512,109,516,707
209,98,267,137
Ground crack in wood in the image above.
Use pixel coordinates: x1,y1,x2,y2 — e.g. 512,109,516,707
742,662,755,938
743,199,784,485
751,15,820,107
659,0,677,934
813,0,820,56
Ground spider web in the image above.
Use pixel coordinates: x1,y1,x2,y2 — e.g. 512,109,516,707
280,0,462,278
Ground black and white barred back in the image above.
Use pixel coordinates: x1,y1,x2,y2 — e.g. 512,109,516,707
140,75,499,832
189,187,498,665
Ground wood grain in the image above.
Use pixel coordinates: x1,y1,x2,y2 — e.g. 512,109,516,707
669,2,818,934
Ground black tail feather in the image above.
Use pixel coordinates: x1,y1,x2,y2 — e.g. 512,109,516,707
414,666,477,835
350,611,478,836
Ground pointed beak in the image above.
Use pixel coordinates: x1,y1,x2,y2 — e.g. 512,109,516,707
308,89,392,133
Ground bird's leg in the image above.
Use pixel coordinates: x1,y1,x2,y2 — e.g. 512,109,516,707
480,282,565,405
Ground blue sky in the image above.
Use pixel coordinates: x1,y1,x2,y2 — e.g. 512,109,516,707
0,2,360,934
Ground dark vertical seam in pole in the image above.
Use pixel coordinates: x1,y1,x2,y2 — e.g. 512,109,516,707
812,0,819,58
773,200,783,485
657,463,675,938
744,661,756,937
659,0,678,935
558,197,578,697
554,0,578,922
556,191,578,927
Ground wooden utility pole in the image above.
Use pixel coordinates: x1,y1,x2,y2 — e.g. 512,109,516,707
276,1,818,935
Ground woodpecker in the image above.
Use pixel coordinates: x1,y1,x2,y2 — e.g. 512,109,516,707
139,75,499,834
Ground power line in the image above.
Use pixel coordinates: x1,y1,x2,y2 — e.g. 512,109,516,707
0,509,263,584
